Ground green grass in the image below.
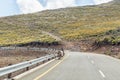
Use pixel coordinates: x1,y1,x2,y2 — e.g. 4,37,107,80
0,0,120,46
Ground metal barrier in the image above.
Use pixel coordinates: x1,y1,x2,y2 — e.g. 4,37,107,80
0,54,57,79
0,47,54,51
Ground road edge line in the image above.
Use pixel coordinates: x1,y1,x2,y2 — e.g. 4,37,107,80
34,55,68,80
13,59,55,80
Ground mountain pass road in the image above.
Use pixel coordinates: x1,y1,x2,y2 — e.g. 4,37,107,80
16,51,120,80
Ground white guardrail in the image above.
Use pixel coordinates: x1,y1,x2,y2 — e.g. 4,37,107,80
0,47,56,51
0,53,57,78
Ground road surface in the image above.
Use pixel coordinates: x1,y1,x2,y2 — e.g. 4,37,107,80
16,51,120,80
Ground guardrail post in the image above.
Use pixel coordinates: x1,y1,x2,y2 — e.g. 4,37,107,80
48,58,50,61
36,63,39,66
52,56,54,59
8,73,12,79
43,60,45,63
36,57,39,66
26,67,29,71
8,64,12,79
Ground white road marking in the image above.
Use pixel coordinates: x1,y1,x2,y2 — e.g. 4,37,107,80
34,55,68,80
99,70,106,78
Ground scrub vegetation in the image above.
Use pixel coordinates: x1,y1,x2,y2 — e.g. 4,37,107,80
0,0,120,46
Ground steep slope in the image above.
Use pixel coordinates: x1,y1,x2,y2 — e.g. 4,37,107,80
0,0,120,46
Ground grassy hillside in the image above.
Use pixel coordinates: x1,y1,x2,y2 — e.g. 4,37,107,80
0,22,57,46
0,0,120,46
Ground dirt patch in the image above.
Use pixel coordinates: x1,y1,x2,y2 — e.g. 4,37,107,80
64,41,120,59
0,49,48,68
64,40,93,51
93,45,120,58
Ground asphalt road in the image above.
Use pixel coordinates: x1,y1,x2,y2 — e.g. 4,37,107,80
16,51,120,80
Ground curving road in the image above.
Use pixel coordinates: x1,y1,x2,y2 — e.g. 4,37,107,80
16,51,120,80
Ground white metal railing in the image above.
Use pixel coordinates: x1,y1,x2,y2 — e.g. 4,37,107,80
0,54,57,78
